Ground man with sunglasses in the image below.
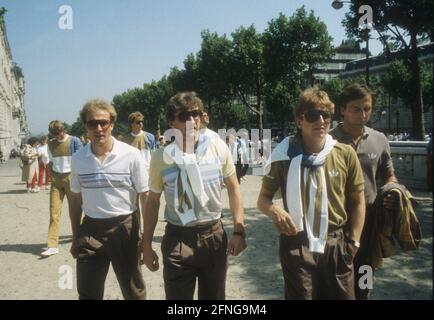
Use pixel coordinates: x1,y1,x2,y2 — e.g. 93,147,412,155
68,99,148,300
257,87,365,299
123,111,156,172
330,83,398,300
41,120,82,257
123,112,156,230
141,91,246,300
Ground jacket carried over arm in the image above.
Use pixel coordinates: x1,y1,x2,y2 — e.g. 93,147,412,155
368,182,422,268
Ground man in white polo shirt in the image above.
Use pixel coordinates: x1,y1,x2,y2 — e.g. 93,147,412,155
69,99,148,300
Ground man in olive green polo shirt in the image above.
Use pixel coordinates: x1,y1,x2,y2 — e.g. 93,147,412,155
330,83,398,300
257,87,366,300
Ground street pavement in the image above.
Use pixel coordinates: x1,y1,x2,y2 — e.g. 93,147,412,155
0,159,432,300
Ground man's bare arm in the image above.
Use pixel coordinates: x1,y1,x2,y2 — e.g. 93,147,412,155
346,189,365,242
257,186,297,236
224,173,246,256
140,191,161,271
69,192,83,239
139,191,149,227
68,192,82,258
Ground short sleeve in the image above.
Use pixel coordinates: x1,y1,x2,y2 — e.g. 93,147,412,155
220,141,236,178
149,150,164,193
261,160,284,195
70,158,81,193
131,149,149,193
379,137,395,179
346,146,365,192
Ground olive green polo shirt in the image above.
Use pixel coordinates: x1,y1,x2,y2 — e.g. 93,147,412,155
262,142,365,228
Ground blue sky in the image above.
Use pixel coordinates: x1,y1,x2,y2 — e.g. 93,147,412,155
2,0,383,134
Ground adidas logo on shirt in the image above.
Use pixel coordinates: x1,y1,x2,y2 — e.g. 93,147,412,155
368,153,377,160
329,169,339,177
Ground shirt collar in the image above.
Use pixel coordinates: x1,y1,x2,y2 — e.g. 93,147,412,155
85,136,119,158
57,133,69,143
131,130,144,137
334,123,371,140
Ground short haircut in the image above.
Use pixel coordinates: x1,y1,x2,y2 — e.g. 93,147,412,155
339,83,374,109
294,86,335,119
40,135,48,143
48,120,65,135
79,99,117,124
27,136,39,146
166,92,204,122
128,111,144,124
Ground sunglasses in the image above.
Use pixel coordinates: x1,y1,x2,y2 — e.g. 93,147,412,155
86,119,112,130
303,109,332,123
135,121,143,125
176,110,202,122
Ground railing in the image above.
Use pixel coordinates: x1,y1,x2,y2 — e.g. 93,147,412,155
389,141,429,190
248,140,431,191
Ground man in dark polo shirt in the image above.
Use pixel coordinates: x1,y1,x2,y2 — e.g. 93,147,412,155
330,83,398,300
257,87,366,300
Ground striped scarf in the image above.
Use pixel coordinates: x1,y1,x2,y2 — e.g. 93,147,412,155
286,134,337,253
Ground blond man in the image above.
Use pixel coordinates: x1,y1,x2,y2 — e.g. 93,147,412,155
69,99,148,300
257,87,365,299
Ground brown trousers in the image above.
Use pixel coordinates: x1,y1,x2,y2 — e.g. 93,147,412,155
162,220,228,300
76,213,146,300
279,228,355,300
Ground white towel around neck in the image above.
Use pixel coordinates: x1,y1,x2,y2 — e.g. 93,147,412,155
267,134,337,253
163,134,211,225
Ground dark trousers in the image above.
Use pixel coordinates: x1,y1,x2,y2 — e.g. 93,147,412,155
235,164,243,183
76,213,146,300
279,228,355,300
162,220,228,300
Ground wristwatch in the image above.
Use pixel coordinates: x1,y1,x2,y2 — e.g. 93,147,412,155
347,239,360,248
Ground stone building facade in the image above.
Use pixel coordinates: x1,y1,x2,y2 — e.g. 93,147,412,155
0,8,27,159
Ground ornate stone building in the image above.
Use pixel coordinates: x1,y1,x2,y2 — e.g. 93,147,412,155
0,8,27,158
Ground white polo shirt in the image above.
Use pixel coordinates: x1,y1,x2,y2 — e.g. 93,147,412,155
70,137,149,219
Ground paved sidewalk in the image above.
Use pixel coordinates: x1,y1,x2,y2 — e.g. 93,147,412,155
0,160,432,299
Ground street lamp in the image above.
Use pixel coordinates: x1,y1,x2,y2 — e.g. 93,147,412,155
331,0,347,10
332,0,371,86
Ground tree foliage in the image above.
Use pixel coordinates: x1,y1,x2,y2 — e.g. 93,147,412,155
343,0,433,139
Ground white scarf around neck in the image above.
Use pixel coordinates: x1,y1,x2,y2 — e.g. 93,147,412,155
163,134,211,225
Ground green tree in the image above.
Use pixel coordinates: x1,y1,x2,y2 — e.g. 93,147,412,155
262,7,334,132
196,30,233,109
230,25,266,133
343,0,433,140
263,8,334,87
319,78,344,121
69,117,85,137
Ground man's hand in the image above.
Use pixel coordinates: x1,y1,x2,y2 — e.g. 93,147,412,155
270,206,298,236
227,235,246,256
383,191,399,210
140,241,159,272
70,237,79,259
345,241,359,258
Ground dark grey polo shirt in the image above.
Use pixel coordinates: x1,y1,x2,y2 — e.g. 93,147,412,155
330,124,394,206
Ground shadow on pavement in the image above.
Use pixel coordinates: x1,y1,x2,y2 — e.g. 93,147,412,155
0,189,30,194
223,207,283,300
0,236,73,257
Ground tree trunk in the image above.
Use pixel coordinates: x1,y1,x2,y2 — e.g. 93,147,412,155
409,30,426,140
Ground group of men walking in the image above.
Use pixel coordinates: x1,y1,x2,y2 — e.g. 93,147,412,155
36,82,404,300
